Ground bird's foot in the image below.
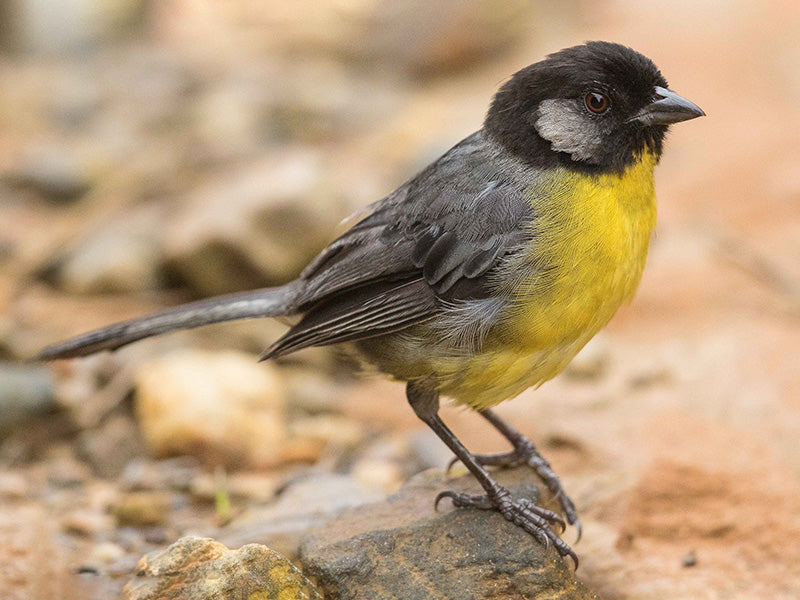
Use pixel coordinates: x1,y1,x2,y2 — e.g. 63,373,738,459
435,486,578,568
447,437,581,539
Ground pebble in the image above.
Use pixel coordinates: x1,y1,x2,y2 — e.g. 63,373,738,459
113,492,171,527
134,350,288,469
121,457,201,492
77,413,146,479
62,508,114,537
0,363,55,438
9,145,91,203
288,414,366,457
270,473,385,518
89,542,127,565
0,471,29,500
51,213,164,294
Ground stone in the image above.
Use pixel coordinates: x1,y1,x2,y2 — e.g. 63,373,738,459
134,350,287,469
113,491,171,527
288,414,366,460
77,413,146,479
354,0,537,76
214,473,386,561
4,0,146,54
0,362,55,438
162,152,346,296
123,536,322,600
46,207,165,294
88,542,127,566
273,473,385,518
7,144,91,203
62,508,114,537
121,457,201,492
0,471,29,500
300,467,599,600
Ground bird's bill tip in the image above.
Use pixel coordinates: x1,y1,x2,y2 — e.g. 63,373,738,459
633,86,705,126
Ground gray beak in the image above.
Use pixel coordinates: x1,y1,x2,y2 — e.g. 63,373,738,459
633,86,705,126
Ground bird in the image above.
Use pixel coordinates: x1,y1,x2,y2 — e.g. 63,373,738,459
36,41,705,567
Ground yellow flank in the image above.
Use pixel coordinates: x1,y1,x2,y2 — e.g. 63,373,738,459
438,152,658,408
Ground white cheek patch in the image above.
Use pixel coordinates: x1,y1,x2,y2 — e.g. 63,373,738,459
534,98,605,164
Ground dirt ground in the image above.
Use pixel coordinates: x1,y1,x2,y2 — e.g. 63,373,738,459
1,1,799,599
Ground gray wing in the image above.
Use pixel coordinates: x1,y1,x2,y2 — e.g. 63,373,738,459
264,131,535,359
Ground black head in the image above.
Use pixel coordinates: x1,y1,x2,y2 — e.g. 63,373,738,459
484,42,704,175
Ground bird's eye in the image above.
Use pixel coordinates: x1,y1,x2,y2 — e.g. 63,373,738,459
584,92,610,114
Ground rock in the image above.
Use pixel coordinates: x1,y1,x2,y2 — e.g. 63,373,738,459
88,542,127,566
46,453,93,488
300,467,598,600
214,473,386,560
283,367,346,414
409,429,454,470
46,208,165,294
350,458,404,494
113,491,172,527
287,414,366,462
350,435,415,493
123,536,322,600
163,152,346,296
231,1,537,77
8,144,91,203
273,473,385,518
0,471,29,500
262,60,402,143
354,0,537,76
62,508,114,537
77,413,146,478
4,0,146,54
0,362,55,438
190,470,281,504
134,350,288,469
121,457,201,492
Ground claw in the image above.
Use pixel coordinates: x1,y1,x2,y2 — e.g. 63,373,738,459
445,456,461,475
434,490,455,511
434,485,577,566
566,549,579,570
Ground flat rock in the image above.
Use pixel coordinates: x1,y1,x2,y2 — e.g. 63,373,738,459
300,467,599,600
123,536,322,600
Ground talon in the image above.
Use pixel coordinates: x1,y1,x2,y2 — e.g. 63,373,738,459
566,549,579,570
445,456,461,475
434,490,456,511
574,519,583,543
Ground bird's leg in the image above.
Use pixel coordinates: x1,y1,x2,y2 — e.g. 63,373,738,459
406,382,577,567
447,408,580,537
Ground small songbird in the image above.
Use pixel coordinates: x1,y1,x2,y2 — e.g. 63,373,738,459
37,41,704,566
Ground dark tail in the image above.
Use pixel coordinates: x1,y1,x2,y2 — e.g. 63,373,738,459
36,282,301,360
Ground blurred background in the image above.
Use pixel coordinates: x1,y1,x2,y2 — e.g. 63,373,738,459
0,1,798,598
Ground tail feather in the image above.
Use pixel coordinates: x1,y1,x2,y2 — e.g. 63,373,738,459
36,283,300,360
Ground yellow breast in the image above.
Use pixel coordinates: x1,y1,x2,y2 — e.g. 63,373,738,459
440,152,658,408
508,151,658,346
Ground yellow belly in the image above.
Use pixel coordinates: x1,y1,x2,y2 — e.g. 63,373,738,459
436,153,658,408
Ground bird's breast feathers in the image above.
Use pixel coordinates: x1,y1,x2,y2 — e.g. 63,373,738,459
436,151,658,407
506,150,658,345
